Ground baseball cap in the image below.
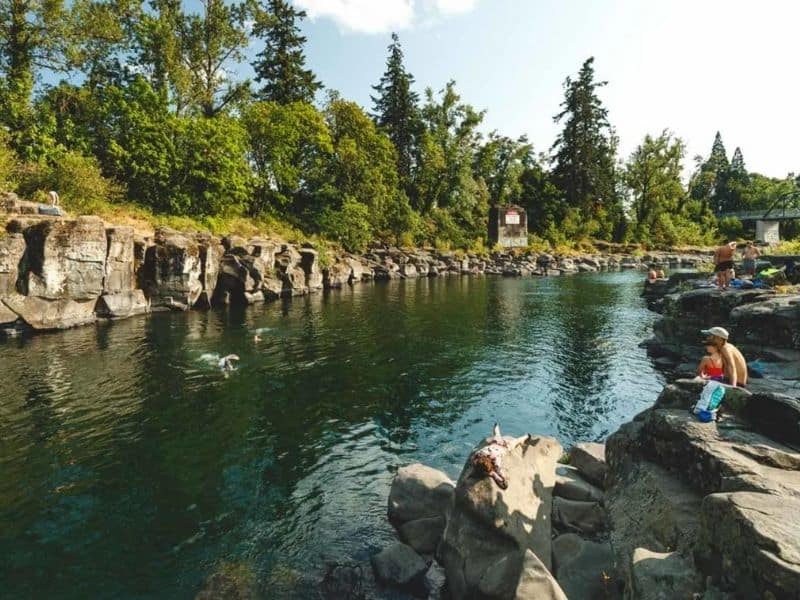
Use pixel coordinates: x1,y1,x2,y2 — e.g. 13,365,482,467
701,326,729,340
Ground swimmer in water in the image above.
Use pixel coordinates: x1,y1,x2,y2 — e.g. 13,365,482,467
254,335,261,343
218,354,240,372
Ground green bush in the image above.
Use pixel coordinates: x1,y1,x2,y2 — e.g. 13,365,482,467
318,198,373,252
0,129,19,191
717,216,744,241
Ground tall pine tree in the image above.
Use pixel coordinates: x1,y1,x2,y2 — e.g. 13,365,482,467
690,131,730,213
725,146,750,212
371,33,420,197
251,0,321,104
550,57,620,239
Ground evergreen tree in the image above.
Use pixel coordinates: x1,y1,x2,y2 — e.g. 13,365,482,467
251,0,321,104
689,131,730,213
371,33,421,197
725,146,750,212
550,57,620,239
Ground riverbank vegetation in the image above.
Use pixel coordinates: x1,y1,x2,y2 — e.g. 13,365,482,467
1,0,798,252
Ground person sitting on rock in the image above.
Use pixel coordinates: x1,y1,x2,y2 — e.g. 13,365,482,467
647,269,657,282
696,342,725,381
656,268,666,279
469,424,532,490
701,327,748,387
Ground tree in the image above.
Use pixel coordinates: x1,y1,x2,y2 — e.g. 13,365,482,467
623,131,686,242
371,33,420,194
181,0,250,117
473,132,533,207
689,131,730,213
0,0,74,150
251,0,321,104
242,100,332,215
550,57,621,239
725,146,750,212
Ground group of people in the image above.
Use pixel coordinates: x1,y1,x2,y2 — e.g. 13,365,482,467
714,241,762,289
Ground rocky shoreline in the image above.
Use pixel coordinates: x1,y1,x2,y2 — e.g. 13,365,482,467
374,277,800,598
0,194,711,337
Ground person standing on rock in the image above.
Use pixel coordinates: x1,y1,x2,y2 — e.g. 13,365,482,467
701,327,748,387
742,242,761,277
713,242,737,289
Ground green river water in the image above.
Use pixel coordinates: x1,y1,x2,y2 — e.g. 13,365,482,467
0,271,664,598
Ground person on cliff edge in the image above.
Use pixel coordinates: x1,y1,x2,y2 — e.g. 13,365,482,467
701,327,748,387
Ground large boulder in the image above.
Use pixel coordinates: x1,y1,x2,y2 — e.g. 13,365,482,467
731,294,800,350
552,533,617,600
95,290,149,319
299,248,323,292
696,491,800,598
437,435,562,599
371,542,428,589
397,516,445,555
141,228,202,309
552,496,605,534
388,463,454,525
569,442,608,488
3,294,97,329
513,550,567,600
628,548,702,599
276,245,307,296
554,465,604,503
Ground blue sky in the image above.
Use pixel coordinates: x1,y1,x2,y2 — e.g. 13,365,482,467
279,0,799,178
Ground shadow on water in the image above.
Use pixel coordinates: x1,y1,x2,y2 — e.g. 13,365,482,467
0,271,663,598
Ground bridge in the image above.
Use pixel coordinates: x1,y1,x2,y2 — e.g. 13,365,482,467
719,191,800,243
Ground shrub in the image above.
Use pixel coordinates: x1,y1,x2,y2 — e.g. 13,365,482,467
318,198,373,253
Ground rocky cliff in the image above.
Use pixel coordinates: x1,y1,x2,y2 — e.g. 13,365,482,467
0,194,713,336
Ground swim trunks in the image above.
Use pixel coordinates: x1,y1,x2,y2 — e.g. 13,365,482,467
715,260,734,273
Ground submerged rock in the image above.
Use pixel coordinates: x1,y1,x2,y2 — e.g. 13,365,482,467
371,542,428,589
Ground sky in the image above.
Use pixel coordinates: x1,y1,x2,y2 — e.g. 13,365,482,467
281,0,799,178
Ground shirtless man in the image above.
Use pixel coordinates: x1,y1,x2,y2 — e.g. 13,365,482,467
701,327,747,387
714,242,737,289
742,242,761,277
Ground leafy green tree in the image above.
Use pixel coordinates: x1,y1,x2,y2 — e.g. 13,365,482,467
0,0,74,152
181,0,250,117
136,0,191,107
317,197,372,252
371,33,420,194
517,155,564,237
242,100,332,215
251,0,321,104
550,57,621,239
689,131,729,213
623,131,686,242
724,146,750,212
473,132,533,207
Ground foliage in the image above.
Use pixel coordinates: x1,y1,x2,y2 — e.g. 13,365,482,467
550,57,622,240
251,0,322,104
371,33,421,193
318,197,372,252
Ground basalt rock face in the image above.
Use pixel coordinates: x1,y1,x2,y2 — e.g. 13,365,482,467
605,378,800,598
437,435,562,599
141,228,203,310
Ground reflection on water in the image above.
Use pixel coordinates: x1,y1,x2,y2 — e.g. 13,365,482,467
0,272,663,598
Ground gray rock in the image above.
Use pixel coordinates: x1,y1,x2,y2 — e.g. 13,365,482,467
438,434,562,598
570,442,608,488
398,516,444,555
371,542,428,588
142,228,202,309
196,235,224,308
554,465,604,502
104,226,135,294
95,290,148,319
514,549,568,600
388,463,454,525
0,233,26,296
696,491,800,598
552,533,617,600
628,548,702,600
299,248,323,291
3,294,97,330
552,496,605,534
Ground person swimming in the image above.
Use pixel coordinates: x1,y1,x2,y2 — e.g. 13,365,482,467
218,354,240,372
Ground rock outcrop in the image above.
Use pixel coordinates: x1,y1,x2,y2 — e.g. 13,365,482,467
437,434,561,599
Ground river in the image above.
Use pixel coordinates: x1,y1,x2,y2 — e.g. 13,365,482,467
0,271,664,598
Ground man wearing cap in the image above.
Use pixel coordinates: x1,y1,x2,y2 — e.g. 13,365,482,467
713,242,737,289
701,326,748,387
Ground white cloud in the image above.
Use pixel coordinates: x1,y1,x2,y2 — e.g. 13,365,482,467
294,0,480,34
295,0,414,34
434,0,476,15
